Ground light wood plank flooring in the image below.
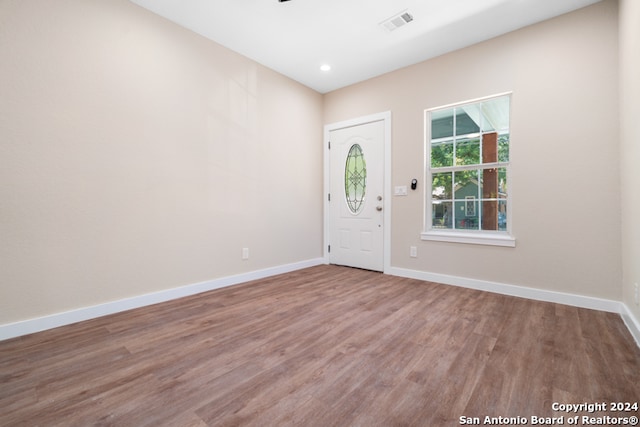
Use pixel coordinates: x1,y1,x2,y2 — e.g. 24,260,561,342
1,265,639,426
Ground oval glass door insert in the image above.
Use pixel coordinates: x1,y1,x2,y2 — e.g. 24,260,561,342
345,143,367,214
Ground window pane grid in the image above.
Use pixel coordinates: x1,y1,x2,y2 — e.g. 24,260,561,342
431,161,508,173
427,94,510,235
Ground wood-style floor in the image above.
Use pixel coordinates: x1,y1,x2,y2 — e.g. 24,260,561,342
1,265,639,426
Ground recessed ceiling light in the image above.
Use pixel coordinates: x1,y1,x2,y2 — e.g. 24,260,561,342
320,64,331,72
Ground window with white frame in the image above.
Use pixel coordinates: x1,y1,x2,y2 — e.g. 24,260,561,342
422,93,515,247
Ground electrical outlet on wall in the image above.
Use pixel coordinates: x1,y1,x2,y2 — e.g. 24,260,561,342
635,283,639,306
242,248,249,260
410,246,417,258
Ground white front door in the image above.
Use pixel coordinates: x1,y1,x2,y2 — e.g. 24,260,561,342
328,119,385,271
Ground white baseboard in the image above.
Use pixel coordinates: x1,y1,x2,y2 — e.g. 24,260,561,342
621,304,640,348
389,267,640,344
388,267,640,348
388,266,623,313
4,260,639,349
0,258,326,341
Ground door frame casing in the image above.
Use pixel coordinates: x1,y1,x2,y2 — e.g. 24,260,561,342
323,111,392,273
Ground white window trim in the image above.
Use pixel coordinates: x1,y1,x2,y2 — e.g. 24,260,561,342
423,92,516,247
421,230,516,247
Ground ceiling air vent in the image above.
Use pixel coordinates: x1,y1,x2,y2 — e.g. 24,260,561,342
380,10,414,32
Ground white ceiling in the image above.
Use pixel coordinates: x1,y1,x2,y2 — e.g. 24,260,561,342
129,0,601,94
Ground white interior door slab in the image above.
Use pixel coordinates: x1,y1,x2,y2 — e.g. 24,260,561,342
328,120,385,271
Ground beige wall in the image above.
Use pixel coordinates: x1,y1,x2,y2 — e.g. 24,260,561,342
0,0,633,331
0,0,323,324
325,1,621,300
620,0,640,319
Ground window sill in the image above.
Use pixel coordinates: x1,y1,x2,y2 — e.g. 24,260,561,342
421,230,516,247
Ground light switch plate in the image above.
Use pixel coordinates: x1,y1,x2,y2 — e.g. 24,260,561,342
394,186,408,196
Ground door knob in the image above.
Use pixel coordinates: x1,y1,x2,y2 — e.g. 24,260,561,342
376,206,383,211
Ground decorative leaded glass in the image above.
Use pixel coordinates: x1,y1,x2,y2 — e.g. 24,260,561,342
345,144,367,214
